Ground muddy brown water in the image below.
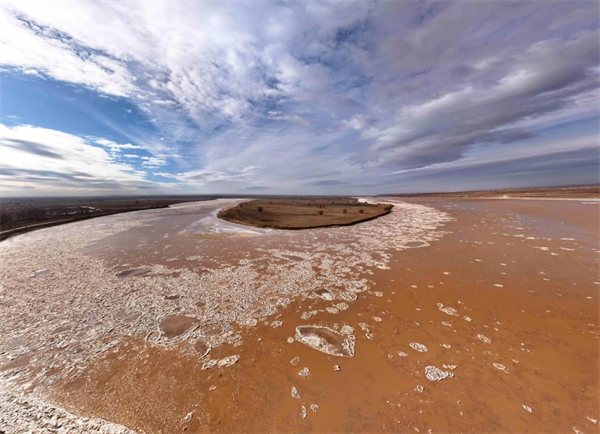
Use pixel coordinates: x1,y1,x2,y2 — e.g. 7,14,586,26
1,198,598,433
282,254,305,261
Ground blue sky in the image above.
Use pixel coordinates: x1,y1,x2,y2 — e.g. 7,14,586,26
0,1,598,196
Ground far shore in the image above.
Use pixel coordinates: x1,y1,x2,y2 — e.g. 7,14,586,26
382,185,600,199
2,185,597,241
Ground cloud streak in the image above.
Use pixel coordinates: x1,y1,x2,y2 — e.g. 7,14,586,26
0,124,173,195
0,1,598,195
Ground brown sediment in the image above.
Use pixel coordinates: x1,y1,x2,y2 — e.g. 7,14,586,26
51,325,72,334
282,254,304,261
0,354,32,372
217,198,392,229
186,232,257,239
116,268,151,278
0,198,598,433
313,288,334,300
193,340,211,357
159,315,199,339
202,324,223,337
120,313,141,324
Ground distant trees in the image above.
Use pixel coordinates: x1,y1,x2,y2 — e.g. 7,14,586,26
318,210,324,215
257,206,263,213
359,209,364,214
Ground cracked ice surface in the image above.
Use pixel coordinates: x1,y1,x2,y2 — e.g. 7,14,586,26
0,198,450,411
0,379,136,433
425,365,454,381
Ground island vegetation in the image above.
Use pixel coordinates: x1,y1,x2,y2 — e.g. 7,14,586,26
217,198,392,230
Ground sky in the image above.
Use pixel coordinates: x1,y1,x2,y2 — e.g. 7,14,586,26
0,1,599,197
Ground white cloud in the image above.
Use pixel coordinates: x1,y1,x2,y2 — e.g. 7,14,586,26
141,156,167,168
94,138,145,151
173,166,259,185
0,7,135,97
153,172,177,179
157,153,182,159
1,1,598,194
0,124,171,195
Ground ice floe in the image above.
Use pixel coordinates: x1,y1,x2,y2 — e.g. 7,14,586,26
409,343,428,352
295,325,355,357
218,355,240,368
477,334,492,344
437,303,459,316
424,365,454,381
493,363,508,373
291,387,300,399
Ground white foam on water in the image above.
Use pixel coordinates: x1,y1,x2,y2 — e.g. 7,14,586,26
181,205,273,237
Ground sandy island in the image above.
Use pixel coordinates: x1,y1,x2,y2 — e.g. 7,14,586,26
217,198,392,229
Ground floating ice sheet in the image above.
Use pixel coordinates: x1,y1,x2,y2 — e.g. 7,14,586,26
295,325,355,357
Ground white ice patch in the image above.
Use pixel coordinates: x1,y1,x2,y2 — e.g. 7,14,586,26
493,363,508,373
218,355,240,368
295,325,355,357
477,334,492,344
437,303,459,316
409,343,428,352
425,365,454,381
